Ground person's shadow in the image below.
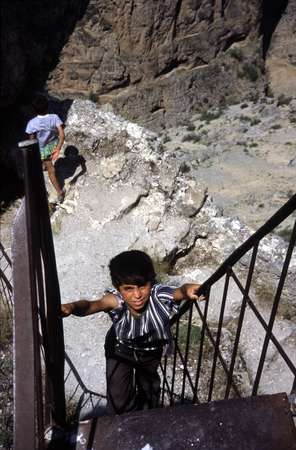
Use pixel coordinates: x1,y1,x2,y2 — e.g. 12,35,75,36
55,145,86,189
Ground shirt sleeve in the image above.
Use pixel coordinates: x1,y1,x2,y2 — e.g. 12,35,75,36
153,284,180,315
53,114,63,127
25,119,36,135
104,288,124,321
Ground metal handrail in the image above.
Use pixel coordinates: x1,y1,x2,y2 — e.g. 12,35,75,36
13,141,66,450
176,193,296,316
161,193,296,407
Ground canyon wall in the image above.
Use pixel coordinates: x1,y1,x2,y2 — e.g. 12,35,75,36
1,0,264,129
0,0,295,182
46,0,264,127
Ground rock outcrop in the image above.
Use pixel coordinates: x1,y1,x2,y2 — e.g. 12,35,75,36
51,99,296,403
265,0,296,99
1,1,265,128
1,0,294,184
47,0,264,128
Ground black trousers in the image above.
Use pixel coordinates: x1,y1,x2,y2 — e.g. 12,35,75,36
105,328,163,415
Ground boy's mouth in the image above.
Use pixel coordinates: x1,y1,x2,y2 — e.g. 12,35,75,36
131,298,147,308
132,299,144,305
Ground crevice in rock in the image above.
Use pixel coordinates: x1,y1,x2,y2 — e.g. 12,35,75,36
165,232,207,273
172,0,183,39
115,190,150,220
260,0,288,59
221,0,231,18
150,105,165,114
155,59,188,78
221,33,248,53
188,190,209,218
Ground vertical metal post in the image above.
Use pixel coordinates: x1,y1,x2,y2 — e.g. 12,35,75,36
225,244,258,399
193,287,210,403
170,319,180,405
180,304,193,403
13,198,41,450
208,270,230,402
252,219,296,395
13,139,66,450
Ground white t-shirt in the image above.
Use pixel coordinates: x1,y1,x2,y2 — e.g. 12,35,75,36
26,114,62,149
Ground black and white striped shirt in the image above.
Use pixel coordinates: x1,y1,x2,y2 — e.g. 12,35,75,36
106,284,180,352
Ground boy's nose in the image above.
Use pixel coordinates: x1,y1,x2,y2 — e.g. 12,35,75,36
134,287,142,299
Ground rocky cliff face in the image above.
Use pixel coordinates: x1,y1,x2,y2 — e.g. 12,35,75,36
46,0,264,127
0,0,294,189
265,0,296,99
0,0,89,108
1,1,265,127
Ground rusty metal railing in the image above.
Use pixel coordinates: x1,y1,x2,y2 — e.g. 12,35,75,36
12,140,106,449
0,242,13,316
10,138,296,448
13,140,66,450
0,242,13,449
160,194,296,408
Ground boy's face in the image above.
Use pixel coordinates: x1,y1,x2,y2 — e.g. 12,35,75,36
118,282,152,313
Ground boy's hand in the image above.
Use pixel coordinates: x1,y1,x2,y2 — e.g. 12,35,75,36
174,283,206,302
61,303,74,317
51,147,60,161
183,283,205,301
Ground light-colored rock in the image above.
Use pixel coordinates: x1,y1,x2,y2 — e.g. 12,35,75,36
49,99,296,401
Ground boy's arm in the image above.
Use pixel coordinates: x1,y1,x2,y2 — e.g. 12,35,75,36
173,283,205,302
61,293,118,317
52,125,65,161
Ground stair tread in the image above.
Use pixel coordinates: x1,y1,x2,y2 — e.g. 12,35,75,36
73,393,296,450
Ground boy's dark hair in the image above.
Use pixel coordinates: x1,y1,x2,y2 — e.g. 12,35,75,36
32,94,49,115
109,250,156,288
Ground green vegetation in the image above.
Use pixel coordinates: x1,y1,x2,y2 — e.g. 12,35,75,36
88,91,99,103
182,133,201,143
162,134,172,144
238,63,258,82
271,124,282,130
186,123,196,132
229,47,243,62
177,320,201,360
239,115,252,122
276,226,293,242
200,109,222,123
250,118,261,126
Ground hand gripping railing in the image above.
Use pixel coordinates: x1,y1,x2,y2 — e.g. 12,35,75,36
160,193,296,407
13,141,66,450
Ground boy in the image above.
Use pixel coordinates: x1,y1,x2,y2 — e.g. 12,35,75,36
26,94,65,203
61,250,204,415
